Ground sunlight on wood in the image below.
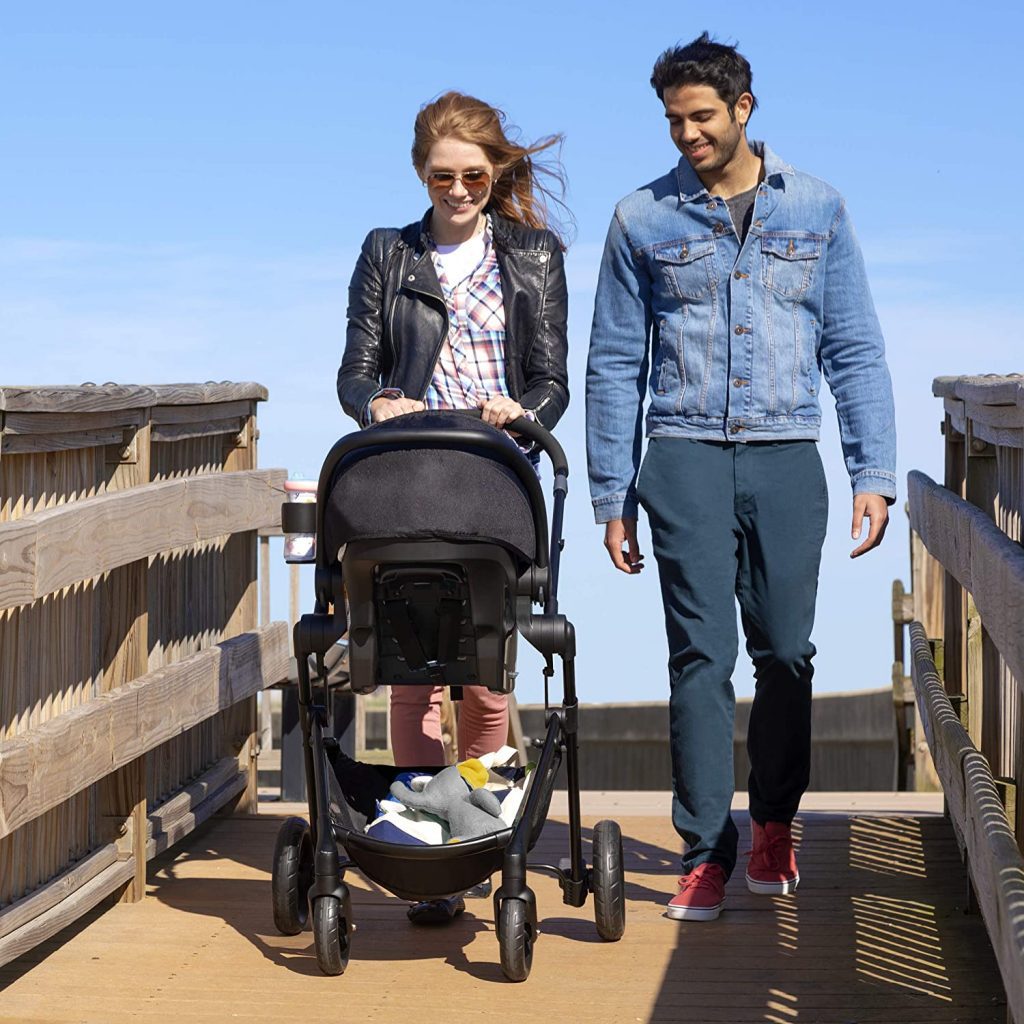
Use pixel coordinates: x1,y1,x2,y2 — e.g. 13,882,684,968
852,893,953,1001
848,816,928,878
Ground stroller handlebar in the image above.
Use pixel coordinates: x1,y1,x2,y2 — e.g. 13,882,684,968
490,412,568,480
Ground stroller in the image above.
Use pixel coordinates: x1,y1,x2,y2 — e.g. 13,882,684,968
270,410,625,981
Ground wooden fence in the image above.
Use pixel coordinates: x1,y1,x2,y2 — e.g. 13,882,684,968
0,383,290,967
896,374,1024,1023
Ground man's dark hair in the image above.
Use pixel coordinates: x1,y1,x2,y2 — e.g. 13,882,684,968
650,32,758,119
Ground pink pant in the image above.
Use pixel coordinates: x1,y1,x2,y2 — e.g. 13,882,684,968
389,685,508,767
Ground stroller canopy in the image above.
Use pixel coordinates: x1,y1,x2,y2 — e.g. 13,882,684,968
323,411,539,567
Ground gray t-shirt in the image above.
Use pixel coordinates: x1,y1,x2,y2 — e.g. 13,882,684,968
726,184,759,245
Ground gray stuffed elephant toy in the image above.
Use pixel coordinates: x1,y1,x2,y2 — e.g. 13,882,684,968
390,765,504,841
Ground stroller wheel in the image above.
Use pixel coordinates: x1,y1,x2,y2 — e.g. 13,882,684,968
271,817,314,935
313,894,351,976
591,819,626,941
497,898,534,982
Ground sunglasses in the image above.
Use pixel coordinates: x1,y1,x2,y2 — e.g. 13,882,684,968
424,169,491,195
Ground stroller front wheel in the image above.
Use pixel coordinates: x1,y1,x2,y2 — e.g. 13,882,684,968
592,819,626,941
498,898,534,982
271,817,314,935
313,894,351,976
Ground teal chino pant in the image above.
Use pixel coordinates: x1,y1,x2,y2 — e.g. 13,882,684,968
637,438,828,877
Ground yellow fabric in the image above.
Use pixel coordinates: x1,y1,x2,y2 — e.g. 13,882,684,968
456,758,487,790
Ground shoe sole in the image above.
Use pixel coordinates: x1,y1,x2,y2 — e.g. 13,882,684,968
745,873,799,895
407,899,466,925
665,900,724,922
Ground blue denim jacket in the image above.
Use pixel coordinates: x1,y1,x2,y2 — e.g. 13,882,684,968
586,142,897,523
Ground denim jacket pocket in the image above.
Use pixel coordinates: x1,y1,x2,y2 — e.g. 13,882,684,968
761,234,821,298
653,238,716,301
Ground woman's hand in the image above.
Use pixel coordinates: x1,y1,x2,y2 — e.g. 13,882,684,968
478,396,526,429
370,395,425,422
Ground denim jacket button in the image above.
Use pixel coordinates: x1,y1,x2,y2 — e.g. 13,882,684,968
706,201,717,210
734,325,747,335
713,223,727,236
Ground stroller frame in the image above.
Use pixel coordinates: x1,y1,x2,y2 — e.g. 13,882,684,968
273,413,624,981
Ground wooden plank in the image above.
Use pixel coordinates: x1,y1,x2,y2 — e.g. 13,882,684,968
911,530,944,639
147,383,268,406
0,843,118,940
0,518,36,610
961,750,1024,1024
0,428,127,456
908,623,973,833
0,386,157,414
933,374,1024,408
0,857,135,968
0,383,267,414
97,420,151,904
970,509,1024,696
149,400,253,426
909,471,973,592
909,470,1024,694
150,417,245,444
969,420,1024,450
0,621,290,839
0,468,287,609
147,756,239,832
966,400,1024,431
146,770,247,859
943,396,966,436
2,409,144,435
0,803,1006,1024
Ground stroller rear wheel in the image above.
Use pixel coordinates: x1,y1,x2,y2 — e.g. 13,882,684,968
313,894,351,976
271,817,314,935
592,819,626,941
497,897,534,982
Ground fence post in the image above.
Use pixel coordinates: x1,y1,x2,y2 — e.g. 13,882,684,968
964,417,1004,773
98,415,151,903
942,413,968,706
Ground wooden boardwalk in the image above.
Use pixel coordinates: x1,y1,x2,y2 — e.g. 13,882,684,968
0,793,1008,1024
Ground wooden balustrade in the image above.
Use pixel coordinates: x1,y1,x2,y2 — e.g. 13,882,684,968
0,383,290,968
899,374,1024,1023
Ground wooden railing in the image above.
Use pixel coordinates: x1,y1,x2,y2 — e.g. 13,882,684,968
0,383,290,966
896,374,1024,1023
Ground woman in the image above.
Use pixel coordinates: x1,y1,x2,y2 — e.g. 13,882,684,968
337,92,569,916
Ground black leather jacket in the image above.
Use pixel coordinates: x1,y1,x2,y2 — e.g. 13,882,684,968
338,211,569,429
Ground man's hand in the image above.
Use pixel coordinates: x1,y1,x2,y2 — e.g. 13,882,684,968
478,396,526,429
850,493,890,558
604,517,645,574
370,395,425,422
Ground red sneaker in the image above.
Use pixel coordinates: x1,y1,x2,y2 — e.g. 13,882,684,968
746,820,799,894
666,862,727,921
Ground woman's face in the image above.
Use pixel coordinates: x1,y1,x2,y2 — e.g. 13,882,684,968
422,137,495,244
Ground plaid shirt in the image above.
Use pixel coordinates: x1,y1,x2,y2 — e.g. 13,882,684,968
425,223,509,411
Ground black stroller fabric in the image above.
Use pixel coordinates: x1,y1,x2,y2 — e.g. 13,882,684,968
323,411,537,567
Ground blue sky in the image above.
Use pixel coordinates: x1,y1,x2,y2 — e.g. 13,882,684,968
3,2,1022,705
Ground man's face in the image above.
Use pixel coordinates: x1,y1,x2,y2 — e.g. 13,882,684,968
663,83,752,177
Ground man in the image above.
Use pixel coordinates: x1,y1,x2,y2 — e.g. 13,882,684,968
585,33,896,922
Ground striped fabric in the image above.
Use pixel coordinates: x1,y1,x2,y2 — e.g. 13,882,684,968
425,223,509,411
